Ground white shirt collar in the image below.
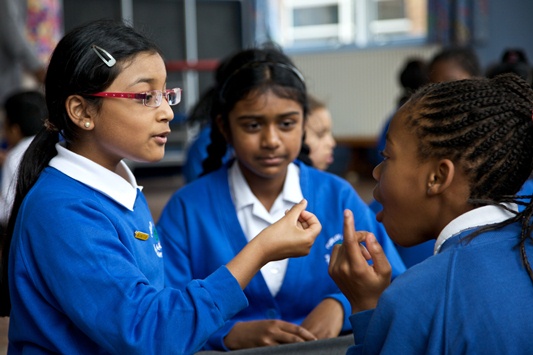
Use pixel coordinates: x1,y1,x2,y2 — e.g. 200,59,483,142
434,203,517,254
49,142,141,211
229,161,303,212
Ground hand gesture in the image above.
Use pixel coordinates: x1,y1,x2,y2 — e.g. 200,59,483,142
224,320,317,349
227,199,321,289
328,209,391,314
254,199,321,263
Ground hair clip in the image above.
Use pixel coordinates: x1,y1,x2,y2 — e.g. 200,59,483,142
91,45,116,68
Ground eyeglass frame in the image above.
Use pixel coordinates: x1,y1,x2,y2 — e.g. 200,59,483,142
88,88,182,107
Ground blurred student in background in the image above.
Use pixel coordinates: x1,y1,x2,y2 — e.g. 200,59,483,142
0,0,55,105
486,48,531,85
304,94,336,171
370,58,429,168
0,90,46,226
428,46,481,83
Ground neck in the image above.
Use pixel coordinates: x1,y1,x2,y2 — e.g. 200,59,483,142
240,167,286,212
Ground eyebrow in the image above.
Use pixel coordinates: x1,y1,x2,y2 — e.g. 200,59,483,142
127,77,166,89
237,111,301,120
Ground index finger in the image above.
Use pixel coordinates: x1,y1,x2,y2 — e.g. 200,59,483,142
342,209,371,264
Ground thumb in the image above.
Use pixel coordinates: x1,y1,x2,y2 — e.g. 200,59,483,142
365,233,392,277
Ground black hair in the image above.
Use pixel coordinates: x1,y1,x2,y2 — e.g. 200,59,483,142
486,48,531,85
406,73,533,281
429,46,481,79
201,46,310,175
397,58,429,107
0,19,162,316
3,90,47,137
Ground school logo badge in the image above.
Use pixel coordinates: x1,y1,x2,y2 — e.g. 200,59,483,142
149,222,163,258
324,233,343,264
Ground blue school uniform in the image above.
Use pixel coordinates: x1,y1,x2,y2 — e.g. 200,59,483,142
157,160,405,350
518,177,533,211
7,144,247,355
347,205,533,354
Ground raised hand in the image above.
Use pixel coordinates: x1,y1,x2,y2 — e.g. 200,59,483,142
224,320,317,349
227,199,321,289
328,209,391,314
255,199,322,262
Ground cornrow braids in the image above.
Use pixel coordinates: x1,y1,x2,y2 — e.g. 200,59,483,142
408,73,533,201
406,73,533,282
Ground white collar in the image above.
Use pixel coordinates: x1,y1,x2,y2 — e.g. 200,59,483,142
434,203,517,254
49,143,141,211
229,161,303,211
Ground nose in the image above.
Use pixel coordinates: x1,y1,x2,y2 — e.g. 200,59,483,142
261,125,281,149
329,134,336,148
158,99,175,122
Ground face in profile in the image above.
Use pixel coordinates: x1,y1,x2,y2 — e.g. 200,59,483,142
372,103,443,246
305,107,336,171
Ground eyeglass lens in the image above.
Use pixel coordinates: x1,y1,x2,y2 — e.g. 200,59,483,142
166,89,181,106
144,89,181,107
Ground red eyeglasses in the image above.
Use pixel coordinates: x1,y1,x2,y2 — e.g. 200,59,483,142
88,88,182,107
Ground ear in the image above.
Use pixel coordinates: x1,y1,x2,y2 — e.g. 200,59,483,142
427,159,455,196
8,124,22,139
65,95,95,130
215,115,232,145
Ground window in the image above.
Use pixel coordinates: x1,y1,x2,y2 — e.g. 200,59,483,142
276,0,427,49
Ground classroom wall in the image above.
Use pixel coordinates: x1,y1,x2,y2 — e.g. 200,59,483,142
61,0,533,142
290,45,439,139
289,0,533,141
474,0,533,70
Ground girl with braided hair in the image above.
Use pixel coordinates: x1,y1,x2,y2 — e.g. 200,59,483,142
157,46,405,351
329,73,533,354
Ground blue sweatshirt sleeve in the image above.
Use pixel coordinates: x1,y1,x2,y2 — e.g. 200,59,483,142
12,194,248,354
346,310,374,355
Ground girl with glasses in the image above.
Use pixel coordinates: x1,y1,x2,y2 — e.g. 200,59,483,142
0,19,321,354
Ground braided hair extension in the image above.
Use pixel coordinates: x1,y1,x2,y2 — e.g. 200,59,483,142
201,47,309,176
405,73,533,281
